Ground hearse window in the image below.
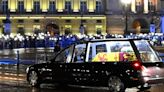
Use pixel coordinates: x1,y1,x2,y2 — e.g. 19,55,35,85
96,44,107,54
134,40,160,62
73,44,86,63
87,41,137,62
55,45,74,63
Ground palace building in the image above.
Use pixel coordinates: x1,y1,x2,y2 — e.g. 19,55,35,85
106,0,162,34
0,0,163,35
0,0,106,35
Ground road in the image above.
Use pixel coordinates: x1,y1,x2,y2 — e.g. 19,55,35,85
0,81,164,92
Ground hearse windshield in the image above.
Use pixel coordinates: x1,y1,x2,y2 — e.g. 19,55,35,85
134,40,160,62
86,41,137,62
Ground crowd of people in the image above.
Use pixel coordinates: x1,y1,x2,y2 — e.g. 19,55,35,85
0,32,164,50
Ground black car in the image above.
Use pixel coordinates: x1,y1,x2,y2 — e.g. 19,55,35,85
26,39,164,92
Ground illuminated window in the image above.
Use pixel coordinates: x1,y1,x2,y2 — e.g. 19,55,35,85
80,0,87,13
1,0,8,13
18,0,24,13
33,25,40,34
49,0,56,13
96,25,103,34
17,25,25,35
33,0,40,13
148,0,155,12
65,0,72,13
96,0,102,13
136,1,144,13
64,25,72,35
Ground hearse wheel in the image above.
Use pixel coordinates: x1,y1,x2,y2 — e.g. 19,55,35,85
108,76,125,92
28,70,40,87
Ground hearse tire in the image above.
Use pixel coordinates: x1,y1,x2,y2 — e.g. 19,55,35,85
28,70,41,88
108,76,126,92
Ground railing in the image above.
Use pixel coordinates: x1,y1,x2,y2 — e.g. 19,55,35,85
0,48,55,85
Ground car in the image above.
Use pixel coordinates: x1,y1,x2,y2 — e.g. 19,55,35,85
26,39,164,92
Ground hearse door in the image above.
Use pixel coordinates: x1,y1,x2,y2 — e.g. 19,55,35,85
53,45,74,82
71,44,91,84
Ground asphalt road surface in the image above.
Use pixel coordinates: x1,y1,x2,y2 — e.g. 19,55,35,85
0,81,164,92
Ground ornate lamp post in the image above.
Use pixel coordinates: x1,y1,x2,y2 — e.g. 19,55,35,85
121,0,131,35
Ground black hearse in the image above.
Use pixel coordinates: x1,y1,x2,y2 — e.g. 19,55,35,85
26,39,164,92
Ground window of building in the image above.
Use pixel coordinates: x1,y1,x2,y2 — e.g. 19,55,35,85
18,19,24,23
64,25,72,30
96,20,102,23
65,0,72,13
96,0,102,13
80,0,87,13
136,1,144,13
34,19,40,23
17,25,25,35
33,25,40,34
82,20,86,23
18,0,24,13
49,0,56,13
65,20,71,23
33,0,40,13
148,1,156,12
2,0,8,13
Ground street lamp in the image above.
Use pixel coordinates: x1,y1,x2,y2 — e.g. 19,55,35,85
121,0,131,35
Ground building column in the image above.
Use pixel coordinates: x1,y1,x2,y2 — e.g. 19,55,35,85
87,0,95,12
25,0,33,12
131,0,136,13
144,0,148,13
41,0,49,12
73,0,80,12
9,0,17,12
56,0,64,12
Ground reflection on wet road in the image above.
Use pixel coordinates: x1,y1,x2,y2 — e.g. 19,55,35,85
0,78,164,92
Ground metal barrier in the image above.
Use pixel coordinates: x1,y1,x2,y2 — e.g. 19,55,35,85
0,48,55,85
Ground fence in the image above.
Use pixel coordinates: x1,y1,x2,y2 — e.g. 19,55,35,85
0,48,55,85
